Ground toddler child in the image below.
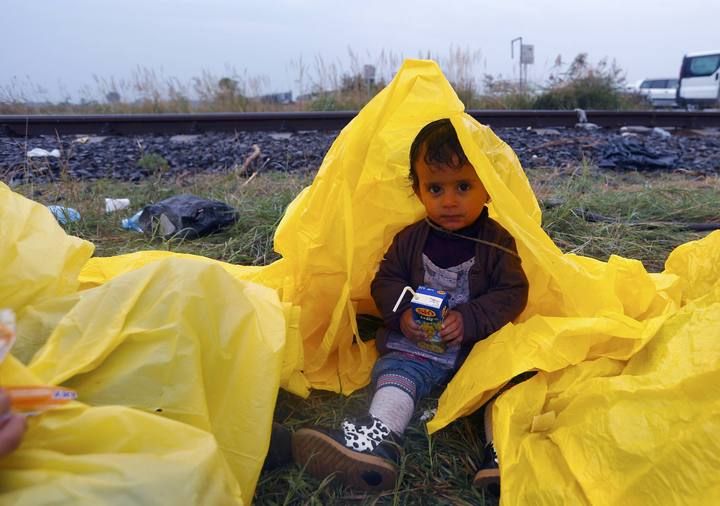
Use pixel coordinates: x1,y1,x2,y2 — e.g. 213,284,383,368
293,118,529,492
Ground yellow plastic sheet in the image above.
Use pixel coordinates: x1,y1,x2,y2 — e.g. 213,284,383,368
0,184,94,310
77,250,308,396
493,231,720,505
1,183,289,504
0,355,243,505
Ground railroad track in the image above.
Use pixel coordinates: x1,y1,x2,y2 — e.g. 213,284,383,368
1,110,719,136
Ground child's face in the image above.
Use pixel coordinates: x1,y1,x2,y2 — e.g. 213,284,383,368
413,155,489,231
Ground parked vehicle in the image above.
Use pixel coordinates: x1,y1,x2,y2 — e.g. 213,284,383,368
633,78,679,107
677,50,720,109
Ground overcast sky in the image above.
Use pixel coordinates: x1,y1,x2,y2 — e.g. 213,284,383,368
2,0,718,102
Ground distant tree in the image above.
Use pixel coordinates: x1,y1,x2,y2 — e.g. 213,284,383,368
535,53,629,110
218,77,238,96
106,91,121,104
215,77,247,111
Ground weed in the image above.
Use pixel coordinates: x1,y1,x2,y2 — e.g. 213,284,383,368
138,153,170,176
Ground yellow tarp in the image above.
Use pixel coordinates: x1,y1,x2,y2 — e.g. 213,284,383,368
3,59,719,504
493,231,720,504
1,185,290,504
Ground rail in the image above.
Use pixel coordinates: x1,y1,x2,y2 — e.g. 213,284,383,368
1,110,719,136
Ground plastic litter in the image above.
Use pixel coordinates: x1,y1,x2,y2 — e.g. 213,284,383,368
620,125,653,135
598,136,678,170
575,122,600,130
47,205,80,224
574,108,588,123
138,194,238,239
121,210,144,232
105,197,130,213
651,126,672,139
27,148,60,158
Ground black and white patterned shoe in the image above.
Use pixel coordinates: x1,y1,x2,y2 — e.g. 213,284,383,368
292,416,402,491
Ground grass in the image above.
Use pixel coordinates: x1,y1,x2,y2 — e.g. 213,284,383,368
19,170,313,264
9,162,720,504
1,50,642,114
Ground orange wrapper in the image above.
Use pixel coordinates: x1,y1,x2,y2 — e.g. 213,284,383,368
4,385,78,413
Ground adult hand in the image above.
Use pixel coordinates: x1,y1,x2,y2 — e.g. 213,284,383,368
400,309,424,341
440,310,464,347
0,389,27,457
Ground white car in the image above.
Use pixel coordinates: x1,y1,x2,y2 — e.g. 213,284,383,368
631,78,679,108
677,50,720,109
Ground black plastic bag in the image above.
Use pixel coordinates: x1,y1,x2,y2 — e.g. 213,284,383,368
598,137,677,170
139,194,238,239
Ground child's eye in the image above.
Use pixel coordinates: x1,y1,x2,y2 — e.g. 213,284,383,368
428,185,442,194
458,182,472,192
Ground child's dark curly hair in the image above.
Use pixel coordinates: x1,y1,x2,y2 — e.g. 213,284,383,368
408,118,469,191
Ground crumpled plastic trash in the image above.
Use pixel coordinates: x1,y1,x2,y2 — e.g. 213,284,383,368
139,194,238,239
27,148,61,158
105,198,130,213
598,136,678,170
47,205,80,224
651,126,672,139
121,210,144,232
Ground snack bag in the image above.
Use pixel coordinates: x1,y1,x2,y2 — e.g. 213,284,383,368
3,386,78,414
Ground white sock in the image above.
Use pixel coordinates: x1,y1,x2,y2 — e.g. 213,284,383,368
369,386,415,435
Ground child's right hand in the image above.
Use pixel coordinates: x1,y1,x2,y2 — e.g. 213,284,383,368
0,389,27,457
400,309,424,341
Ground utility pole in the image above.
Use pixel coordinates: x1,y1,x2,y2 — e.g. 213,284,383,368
511,37,523,88
511,37,534,91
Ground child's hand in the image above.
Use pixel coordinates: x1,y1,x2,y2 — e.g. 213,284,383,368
440,310,464,346
0,389,27,457
400,309,424,341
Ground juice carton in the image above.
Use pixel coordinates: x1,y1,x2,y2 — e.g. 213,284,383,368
411,286,449,354
392,285,449,354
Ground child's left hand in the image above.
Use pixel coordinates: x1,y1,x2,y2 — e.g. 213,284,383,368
440,310,464,346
